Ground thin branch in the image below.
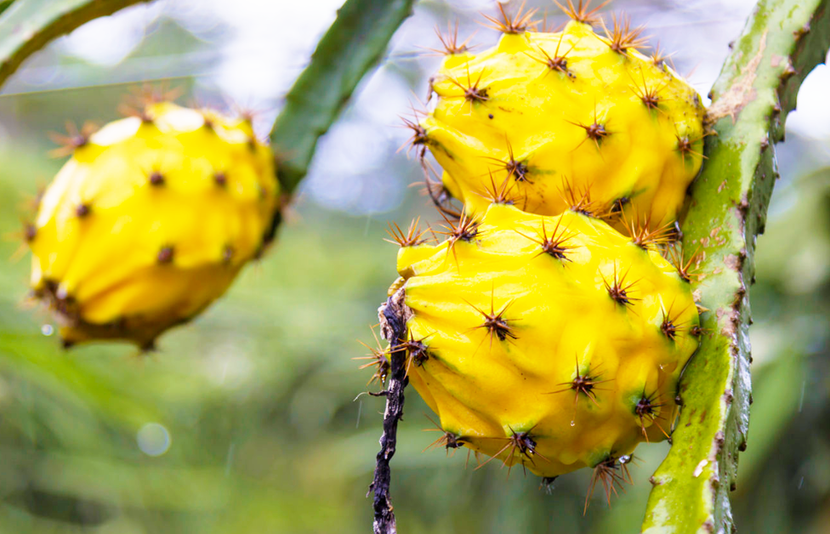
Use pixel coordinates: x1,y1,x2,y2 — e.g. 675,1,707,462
368,290,411,534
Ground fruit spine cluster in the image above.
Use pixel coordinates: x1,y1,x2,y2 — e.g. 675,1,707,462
368,0,706,506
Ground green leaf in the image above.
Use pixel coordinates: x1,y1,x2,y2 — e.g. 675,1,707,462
269,0,415,194
0,1,16,17
0,0,149,89
641,1,830,532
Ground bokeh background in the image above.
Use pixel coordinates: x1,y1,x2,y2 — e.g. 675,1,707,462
0,0,828,532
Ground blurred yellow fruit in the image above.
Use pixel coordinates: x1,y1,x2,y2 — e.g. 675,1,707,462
28,102,280,348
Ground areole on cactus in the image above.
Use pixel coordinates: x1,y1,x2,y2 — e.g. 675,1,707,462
27,100,280,349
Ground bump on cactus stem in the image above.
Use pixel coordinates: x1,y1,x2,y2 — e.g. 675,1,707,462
688,324,708,339
524,35,577,78
585,454,634,514
426,21,476,56
611,196,630,215
389,330,434,376
549,355,612,410
463,287,517,350
148,171,165,186
156,246,175,265
664,243,704,283
356,327,392,388
447,65,489,104
566,105,611,150
385,217,428,248
423,414,466,453
620,211,675,250
634,389,670,443
437,211,481,262
514,218,575,261
675,131,708,165
602,263,641,308
482,138,531,183
476,425,549,478
47,121,97,158
23,223,37,243
479,172,522,206
559,180,609,219
398,103,430,159
74,203,91,218
481,0,538,35
601,13,649,55
629,69,667,112
659,301,691,342
649,42,674,68
555,0,609,26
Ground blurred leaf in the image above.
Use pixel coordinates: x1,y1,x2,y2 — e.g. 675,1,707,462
755,169,830,289
0,1,14,17
269,0,415,193
642,1,830,532
0,333,161,429
736,352,803,486
0,0,149,88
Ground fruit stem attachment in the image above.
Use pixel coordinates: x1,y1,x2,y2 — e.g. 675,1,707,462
368,289,411,534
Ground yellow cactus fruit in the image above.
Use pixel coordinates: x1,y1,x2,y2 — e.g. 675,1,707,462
416,13,706,226
27,102,280,348
385,203,700,481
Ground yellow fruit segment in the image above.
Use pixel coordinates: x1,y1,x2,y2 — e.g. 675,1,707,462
28,102,279,348
390,203,699,477
421,20,705,225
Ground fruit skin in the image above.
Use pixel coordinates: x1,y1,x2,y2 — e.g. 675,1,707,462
390,203,699,477
28,102,279,348
422,20,705,225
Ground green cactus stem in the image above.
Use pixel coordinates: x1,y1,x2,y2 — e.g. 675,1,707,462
641,1,830,532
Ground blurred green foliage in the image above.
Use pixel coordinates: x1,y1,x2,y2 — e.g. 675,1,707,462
0,7,827,534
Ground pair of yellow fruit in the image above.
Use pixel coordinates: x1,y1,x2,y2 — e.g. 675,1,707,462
384,8,705,489
27,2,705,491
